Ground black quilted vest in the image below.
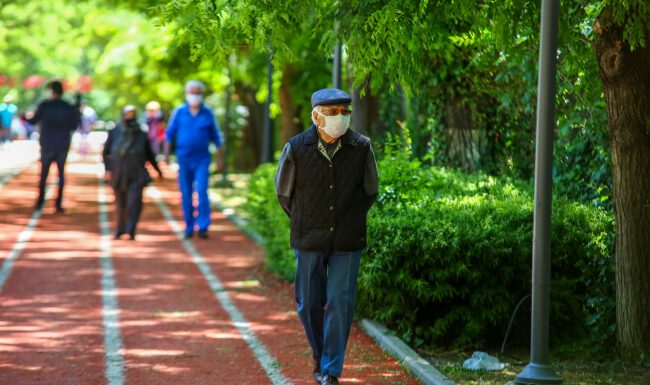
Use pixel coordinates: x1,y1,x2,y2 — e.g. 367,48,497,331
288,125,372,251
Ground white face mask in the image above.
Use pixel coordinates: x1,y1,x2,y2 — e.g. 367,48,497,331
186,94,203,106
316,110,351,138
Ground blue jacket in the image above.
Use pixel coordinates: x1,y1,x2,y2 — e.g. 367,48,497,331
165,103,222,163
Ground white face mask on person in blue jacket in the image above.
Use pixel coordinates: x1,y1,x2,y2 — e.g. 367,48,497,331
186,94,203,107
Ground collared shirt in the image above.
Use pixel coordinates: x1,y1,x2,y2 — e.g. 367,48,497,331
319,138,342,160
165,103,223,162
275,129,379,217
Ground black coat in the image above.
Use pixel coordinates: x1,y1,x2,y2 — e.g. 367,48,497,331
103,124,161,191
287,127,374,251
27,98,80,153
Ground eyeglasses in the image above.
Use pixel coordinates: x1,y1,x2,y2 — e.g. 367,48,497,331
319,107,352,116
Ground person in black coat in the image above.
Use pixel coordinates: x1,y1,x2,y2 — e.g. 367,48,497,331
28,80,81,212
103,105,163,240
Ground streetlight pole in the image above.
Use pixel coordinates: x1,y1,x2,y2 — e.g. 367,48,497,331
514,0,562,383
219,69,232,184
333,42,342,89
332,21,342,89
261,51,274,163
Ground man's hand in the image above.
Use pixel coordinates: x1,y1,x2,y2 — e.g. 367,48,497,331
162,142,171,165
216,151,224,171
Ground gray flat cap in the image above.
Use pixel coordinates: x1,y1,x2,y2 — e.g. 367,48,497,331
311,88,351,108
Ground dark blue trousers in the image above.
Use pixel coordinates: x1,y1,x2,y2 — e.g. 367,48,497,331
178,157,211,235
294,248,362,377
37,149,68,209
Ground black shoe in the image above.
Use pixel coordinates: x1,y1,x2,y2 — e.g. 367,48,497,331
114,232,124,240
312,357,322,384
198,230,209,239
128,234,136,241
55,207,65,214
321,375,339,385
184,232,194,239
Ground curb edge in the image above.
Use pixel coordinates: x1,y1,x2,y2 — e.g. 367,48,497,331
359,319,455,385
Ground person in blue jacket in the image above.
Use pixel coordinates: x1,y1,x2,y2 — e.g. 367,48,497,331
164,80,223,239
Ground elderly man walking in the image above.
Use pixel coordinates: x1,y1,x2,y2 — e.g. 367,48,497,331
164,80,223,239
275,88,378,385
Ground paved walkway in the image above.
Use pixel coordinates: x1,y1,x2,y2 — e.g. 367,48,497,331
0,140,40,183
0,151,421,384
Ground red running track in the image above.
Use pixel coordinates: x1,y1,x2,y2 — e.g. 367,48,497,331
0,157,421,385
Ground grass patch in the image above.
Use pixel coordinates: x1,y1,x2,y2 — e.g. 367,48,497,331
422,349,649,385
210,173,251,220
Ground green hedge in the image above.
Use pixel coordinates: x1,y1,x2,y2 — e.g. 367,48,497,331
244,165,295,280
243,136,615,348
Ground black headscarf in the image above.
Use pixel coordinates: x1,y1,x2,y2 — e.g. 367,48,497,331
117,106,140,158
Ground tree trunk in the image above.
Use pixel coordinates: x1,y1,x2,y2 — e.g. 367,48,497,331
234,81,264,170
351,81,379,136
278,64,303,145
443,99,481,172
594,10,650,359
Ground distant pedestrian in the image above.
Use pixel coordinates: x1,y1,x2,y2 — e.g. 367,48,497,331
103,105,162,240
0,95,17,145
275,88,378,385
164,80,223,239
78,100,97,156
145,100,165,156
20,111,37,140
10,113,27,140
27,80,80,213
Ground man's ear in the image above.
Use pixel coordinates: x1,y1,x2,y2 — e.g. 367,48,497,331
312,111,320,126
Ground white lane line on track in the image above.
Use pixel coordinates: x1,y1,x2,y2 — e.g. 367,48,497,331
98,177,126,385
0,184,52,292
147,186,293,385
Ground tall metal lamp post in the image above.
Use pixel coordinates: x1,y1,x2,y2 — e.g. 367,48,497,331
514,0,562,383
332,21,342,89
261,50,274,164
333,42,342,89
214,65,233,188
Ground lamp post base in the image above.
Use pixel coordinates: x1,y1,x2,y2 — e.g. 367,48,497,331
514,363,562,384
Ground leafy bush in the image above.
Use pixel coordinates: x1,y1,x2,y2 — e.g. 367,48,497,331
244,164,296,280
243,132,615,349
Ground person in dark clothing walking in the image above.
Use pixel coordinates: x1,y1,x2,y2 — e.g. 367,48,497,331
28,80,80,212
275,88,379,385
103,105,163,240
